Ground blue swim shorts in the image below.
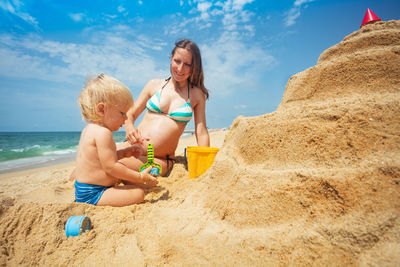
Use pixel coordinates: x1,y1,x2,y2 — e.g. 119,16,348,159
74,180,112,205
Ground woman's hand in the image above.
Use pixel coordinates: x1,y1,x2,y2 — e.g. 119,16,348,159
125,120,144,145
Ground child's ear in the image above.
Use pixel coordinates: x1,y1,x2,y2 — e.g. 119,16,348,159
96,102,105,116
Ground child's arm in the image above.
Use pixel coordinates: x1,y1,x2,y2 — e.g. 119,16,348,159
96,129,157,184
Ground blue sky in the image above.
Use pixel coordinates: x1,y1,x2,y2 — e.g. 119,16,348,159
0,0,399,132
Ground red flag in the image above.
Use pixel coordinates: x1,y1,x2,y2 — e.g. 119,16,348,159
360,8,382,28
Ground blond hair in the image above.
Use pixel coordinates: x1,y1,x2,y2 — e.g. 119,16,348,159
79,73,133,123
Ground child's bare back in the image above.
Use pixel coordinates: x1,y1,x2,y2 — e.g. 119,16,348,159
73,74,157,207
76,124,120,187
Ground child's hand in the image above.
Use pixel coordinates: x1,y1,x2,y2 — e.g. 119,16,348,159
124,144,145,158
140,167,158,186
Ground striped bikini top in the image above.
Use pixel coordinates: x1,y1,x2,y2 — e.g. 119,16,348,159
146,78,193,124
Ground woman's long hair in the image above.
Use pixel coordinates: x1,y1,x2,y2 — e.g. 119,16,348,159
171,39,209,99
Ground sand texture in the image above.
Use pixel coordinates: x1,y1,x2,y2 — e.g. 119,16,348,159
1,20,400,266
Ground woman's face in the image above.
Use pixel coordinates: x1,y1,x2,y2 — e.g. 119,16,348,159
170,47,192,84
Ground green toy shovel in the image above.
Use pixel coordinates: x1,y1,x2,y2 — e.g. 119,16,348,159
139,143,162,176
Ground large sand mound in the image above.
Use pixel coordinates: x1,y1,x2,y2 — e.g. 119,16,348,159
1,20,399,266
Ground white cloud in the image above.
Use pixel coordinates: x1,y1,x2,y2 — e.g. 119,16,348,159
69,9,126,24
284,0,315,27
0,1,272,102
218,0,255,34
232,0,255,11
0,33,167,89
201,36,276,96
166,0,255,39
0,0,39,29
284,8,301,27
164,14,193,35
294,0,314,6
234,104,247,109
197,1,212,20
69,13,85,22
117,5,126,13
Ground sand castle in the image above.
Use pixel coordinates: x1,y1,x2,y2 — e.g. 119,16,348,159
0,20,399,266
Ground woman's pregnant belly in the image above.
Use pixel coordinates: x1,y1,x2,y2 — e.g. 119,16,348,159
138,112,186,157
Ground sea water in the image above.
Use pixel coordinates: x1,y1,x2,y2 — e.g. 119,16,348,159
0,131,127,174
0,130,195,174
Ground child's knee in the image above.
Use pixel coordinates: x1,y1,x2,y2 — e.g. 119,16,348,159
132,188,145,204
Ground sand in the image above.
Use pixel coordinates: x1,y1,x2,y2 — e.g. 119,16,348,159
1,20,400,266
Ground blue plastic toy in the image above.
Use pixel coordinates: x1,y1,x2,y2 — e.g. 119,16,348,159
65,216,92,237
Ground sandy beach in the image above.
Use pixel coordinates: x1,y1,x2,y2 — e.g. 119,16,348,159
1,20,400,266
0,129,227,202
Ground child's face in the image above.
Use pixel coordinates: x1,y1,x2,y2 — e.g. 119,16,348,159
103,102,129,132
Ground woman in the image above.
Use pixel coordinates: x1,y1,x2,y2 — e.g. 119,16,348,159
119,39,210,176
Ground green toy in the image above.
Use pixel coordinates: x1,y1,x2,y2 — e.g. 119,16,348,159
139,143,162,176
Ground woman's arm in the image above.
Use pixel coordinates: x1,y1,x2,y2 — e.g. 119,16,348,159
125,79,159,144
193,92,210,147
116,144,144,160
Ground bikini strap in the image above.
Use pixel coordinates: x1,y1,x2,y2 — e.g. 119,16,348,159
187,78,191,100
162,77,171,90
187,82,190,100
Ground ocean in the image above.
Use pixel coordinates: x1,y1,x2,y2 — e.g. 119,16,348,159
0,131,127,174
0,131,195,174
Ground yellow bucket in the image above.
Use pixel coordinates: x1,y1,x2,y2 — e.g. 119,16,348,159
186,146,219,178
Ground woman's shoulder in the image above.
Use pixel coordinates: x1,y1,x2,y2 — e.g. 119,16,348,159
144,78,166,92
190,86,206,101
146,78,165,86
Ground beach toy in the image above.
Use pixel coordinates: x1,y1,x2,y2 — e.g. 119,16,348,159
186,146,219,178
65,216,92,237
360,8,381,28
149,167,160,176
184,148,188,164
139,143,162,177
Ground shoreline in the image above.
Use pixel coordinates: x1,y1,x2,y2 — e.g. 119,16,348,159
0,154,76,175
0,129,228,178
